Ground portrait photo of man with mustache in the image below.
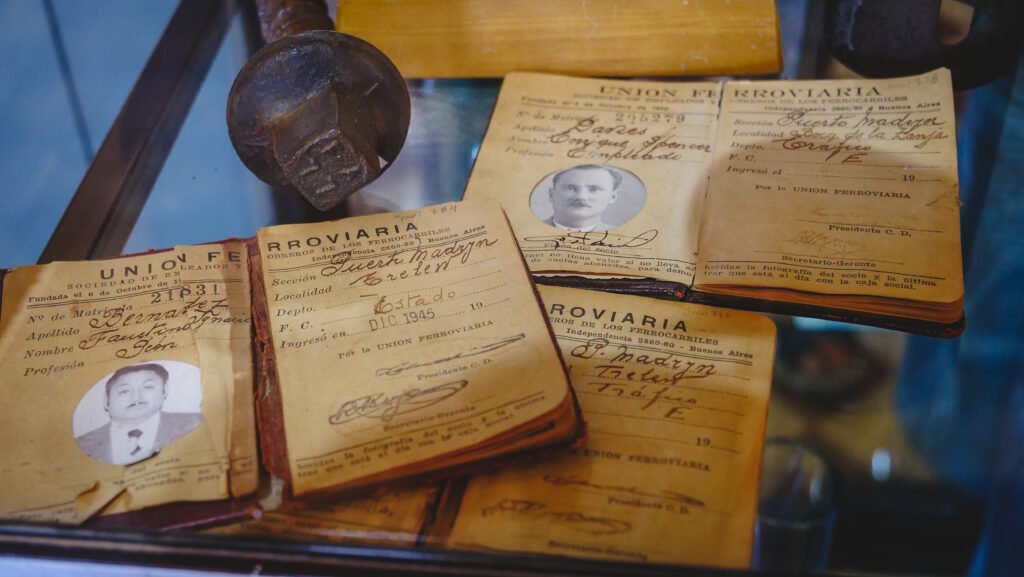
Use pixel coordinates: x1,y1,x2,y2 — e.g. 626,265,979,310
534,164,645,232
74,363,203,466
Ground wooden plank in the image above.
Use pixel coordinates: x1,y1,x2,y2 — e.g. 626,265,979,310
337,0,782,78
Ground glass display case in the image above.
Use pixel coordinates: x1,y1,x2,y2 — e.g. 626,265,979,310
1,1,1020,575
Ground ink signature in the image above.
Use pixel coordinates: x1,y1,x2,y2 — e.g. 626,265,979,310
375,333,526,377
481,499,632,536
542,475,705,508
925,187,961,212
327,380,468,425
810,205,843,219
521,229,658,251
788,230,860,257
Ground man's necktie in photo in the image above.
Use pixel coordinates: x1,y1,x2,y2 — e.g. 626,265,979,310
127,429,142,456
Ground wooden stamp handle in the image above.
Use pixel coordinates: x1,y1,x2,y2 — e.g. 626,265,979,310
256,0,334,44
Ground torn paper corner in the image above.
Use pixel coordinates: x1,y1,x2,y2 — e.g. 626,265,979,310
74,480,128,523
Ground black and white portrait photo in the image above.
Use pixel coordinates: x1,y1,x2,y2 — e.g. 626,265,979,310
73,361,204,466
529,164,647,232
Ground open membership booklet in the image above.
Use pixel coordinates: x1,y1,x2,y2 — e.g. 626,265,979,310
215,284,776,569
0,200,583,525
463,69,965,337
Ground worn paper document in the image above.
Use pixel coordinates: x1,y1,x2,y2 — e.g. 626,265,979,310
0,243,255,523
696,69,962,311
463,72,721,285
254,200,575,497
445,285,775,567
211,483,439,545
464,71,964,331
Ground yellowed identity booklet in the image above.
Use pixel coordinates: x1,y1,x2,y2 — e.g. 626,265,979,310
250,200,582,498
434,285,776,567
463,70,963,336
0,200,583,524
0,243,257,524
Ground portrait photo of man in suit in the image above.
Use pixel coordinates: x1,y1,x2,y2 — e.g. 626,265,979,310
74,363,203,466
531,164,647,232
546,164,621,231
